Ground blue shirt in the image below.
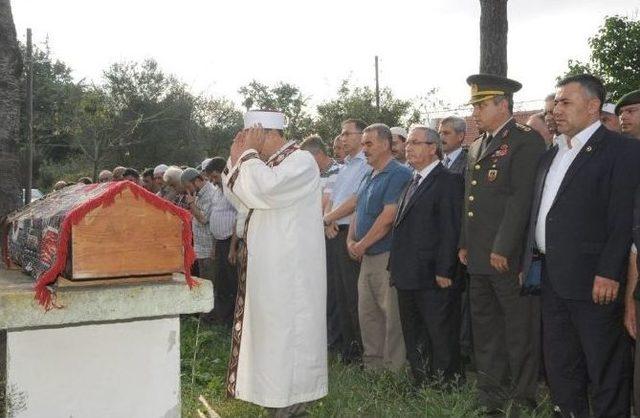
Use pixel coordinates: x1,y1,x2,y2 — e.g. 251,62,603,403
355,159,412,255
330,150,370,225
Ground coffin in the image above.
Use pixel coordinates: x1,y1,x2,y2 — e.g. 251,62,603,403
2,181,196,306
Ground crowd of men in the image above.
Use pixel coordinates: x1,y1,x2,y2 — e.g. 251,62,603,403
48,73,640,417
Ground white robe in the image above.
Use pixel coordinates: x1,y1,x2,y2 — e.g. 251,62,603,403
222,145,328,408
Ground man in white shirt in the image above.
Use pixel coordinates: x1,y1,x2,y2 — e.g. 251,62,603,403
522,74,640,417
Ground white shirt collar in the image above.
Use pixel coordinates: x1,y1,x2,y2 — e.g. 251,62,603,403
414,160,441,184
554,120,601,151
444,147,463,165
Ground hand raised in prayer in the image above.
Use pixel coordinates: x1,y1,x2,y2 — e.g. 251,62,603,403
243,124,266,154
230,130,245,166
490,252,509,273
436,276,452,288
458,248,468,266
625,299,637,339
592,275,619,305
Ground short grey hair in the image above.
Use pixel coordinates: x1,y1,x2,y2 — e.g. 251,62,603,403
163,166,183,187
440,116,467,135
363,123,393,148
300,134,328,155
409,125,443,158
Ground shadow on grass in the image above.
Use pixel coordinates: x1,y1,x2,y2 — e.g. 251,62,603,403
180,316,554,417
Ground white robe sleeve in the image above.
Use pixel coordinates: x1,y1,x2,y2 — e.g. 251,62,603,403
223,149,319,210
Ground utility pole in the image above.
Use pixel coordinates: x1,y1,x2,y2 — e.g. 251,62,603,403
374,55,380,113
25,28,33,205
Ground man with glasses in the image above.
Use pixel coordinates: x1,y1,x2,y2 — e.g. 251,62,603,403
389,125,464,385
323,118,370,364
459,74,546,413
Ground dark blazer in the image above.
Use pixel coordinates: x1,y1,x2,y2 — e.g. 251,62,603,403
521,126,640,300
460,119,546,275
389,163,464,290
447,148,468,176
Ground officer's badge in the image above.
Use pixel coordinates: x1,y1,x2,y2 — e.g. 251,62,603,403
488,169,498,182
586,146,592,153
493,144,509,158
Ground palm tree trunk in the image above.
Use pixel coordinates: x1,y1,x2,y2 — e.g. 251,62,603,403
0,0,23,218
479,0,508,76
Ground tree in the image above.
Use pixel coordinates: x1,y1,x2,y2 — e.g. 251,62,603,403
197,97,243,157
479,0,508,76
0,0,23,217
563,15,640,101
313,80,413,144
238,80,314,140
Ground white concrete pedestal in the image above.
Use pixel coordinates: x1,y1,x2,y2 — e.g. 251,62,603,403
0,270,213,418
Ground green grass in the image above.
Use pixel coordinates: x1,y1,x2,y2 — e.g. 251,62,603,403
180,316,554,417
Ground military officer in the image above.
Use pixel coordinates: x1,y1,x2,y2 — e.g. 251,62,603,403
458,74,546,413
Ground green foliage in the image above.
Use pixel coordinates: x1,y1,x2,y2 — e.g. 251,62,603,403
180,317,555,417
562,15,640,100
313,80,413,144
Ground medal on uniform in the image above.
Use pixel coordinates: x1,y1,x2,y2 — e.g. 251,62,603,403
488,169,498,182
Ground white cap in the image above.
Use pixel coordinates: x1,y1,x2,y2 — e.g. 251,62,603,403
243,110,285,130
602,103,616,115
390,127,408,139
201,158,212,171
153,164,169,175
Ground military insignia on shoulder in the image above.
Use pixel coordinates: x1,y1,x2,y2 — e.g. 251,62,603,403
516,122,531,132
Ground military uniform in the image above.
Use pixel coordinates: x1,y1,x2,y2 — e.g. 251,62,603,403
459,74,546,411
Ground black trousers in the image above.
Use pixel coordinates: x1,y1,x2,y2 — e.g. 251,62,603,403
459,266,474,359
213,238,238,326
325,236,342,348
541,265,631,418
469,273,540,410
397,287,462,385
330,227,362,360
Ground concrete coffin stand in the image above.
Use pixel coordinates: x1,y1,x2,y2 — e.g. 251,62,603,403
0,269,213,418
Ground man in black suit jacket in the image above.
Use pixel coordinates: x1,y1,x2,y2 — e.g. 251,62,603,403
389,125,464,385
521,74,640,417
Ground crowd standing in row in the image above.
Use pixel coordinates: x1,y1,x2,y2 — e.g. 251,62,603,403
48,73,640,417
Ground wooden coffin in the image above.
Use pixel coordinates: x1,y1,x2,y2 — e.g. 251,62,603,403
3,181,195,284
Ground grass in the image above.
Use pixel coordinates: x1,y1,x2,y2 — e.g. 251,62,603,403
180,316,555,417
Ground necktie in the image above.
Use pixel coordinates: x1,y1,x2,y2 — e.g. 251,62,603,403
481,134,493,155
401,174,421,215
443,156,451,168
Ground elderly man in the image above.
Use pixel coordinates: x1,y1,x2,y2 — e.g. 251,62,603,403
527,112,554,148
521,74,640,417
203,157,238,327
390,126,408,163
323,119,370,364
544,93,558,138
389,125,463,385
459,74,546,412
617,89,640,140
98,170,113,183
600,102,621,132
163,166,189,209
348,123,411,372
181,167,216,320
222,110,327,415
112,166,126,181
154,164,169,194
300,135,342,350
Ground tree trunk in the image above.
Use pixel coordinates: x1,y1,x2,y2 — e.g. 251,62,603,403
479,0,508,76
0,0,23,218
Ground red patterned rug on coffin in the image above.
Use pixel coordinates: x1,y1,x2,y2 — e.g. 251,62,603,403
3,181,196,309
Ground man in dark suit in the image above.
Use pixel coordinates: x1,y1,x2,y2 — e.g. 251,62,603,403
439,116,473,364
521,74,640,417
389,125,464,385
458,74,546,412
